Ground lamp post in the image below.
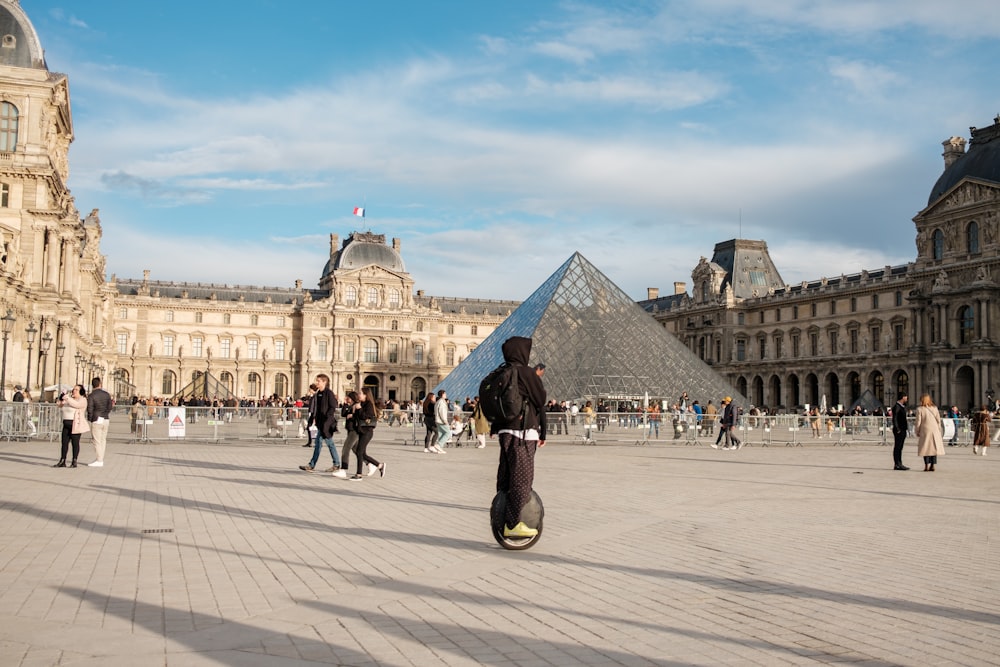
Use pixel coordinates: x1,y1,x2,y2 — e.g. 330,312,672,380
74,352,82,385
39,332,52,396
56,343,66,391
24,322,36,396
0,309,16,401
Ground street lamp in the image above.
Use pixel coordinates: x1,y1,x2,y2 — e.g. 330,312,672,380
56,342,66,390
24,322,36,396
39,331,52,396
74,352,82,385
0,309,16,401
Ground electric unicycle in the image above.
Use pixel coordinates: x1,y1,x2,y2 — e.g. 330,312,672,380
491,489,544,550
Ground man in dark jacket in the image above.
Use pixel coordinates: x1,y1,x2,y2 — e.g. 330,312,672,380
86,377,113,466
891,393,909,470
300,374,340,472
491,336,547,538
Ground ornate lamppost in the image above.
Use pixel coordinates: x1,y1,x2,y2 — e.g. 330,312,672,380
38,331,52,396
0,309,16,401
24,322,36,396
56,342,66,390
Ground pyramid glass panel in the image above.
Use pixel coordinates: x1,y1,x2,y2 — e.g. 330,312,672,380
173,372,236,402
437,253,744,408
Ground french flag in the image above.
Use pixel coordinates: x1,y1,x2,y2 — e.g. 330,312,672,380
353,207,365,218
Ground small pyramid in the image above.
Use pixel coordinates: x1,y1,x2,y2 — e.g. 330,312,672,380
436,252,743,406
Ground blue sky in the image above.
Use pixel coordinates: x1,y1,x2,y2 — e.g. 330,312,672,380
25,0,1000,300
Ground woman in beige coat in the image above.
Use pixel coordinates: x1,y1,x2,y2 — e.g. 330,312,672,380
914,394,945,471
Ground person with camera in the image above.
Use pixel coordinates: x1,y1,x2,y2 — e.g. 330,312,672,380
53,385,89,468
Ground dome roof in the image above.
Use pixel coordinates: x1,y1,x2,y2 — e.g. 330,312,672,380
319,232,406,284
0,1,46,69
928,117,1000,205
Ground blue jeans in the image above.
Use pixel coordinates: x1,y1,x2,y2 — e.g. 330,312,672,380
436,423,451,447
308,433,340,468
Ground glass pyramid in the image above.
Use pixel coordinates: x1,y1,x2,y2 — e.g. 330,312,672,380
436,252,744,407
172,372,237,402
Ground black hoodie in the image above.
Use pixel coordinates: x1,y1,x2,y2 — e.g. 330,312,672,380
491,336,547,438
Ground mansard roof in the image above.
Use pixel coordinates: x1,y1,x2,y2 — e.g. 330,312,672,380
710,239,785,299
0,1,46,69
928,116,1000,205
115,278,306,306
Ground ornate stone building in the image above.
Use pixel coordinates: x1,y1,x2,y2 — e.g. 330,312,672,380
641,117,1000,413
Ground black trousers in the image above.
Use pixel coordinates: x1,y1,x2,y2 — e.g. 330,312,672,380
355,427,380,475
60,419,80,461
496,432,537,529
424,419,436,447
893,432,906,466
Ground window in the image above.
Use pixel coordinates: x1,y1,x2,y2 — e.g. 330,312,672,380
417,321,424,332
736,339,746,361
774,337,782,359
850,297,857,313
829,330,838,354
811,303,817,317
414,344,424,365
389,342,399,363
748,270,767,286
830,300,836,315
445,346,455,366
0,102,18,152
221,339,231,358
192,337,203,357
758,337,766,359
391,320,399,331
850,329,858,354
274,374,288,398
345,341,356,362
775,309,781,323
165,311,174,322
737,313,745,326
275,340,285,360
223,313,231,325
895,291,903,307
119,307,127,319
810,333,818,356
932,229,944,260
959,306,975,344
317,340,328,361
116,333,128,354
389,289,401,308
894,324,904,351
195,312,203,324
161,370,175,395
251,314,259,326
872,294,879,309
471,325,478,336
163,335,174,356
367,287,378,307
348,317,355,329
248,339,258,359
363,339,378,362
791,335,800,358
792,305,798,320
871,327,880,352
701,281,710,302
0,183,8,207
447,324,454,334
276,316,285,327
968,221,980,254
345,286,357,306
320,316,327,328
758,312,764,324
247,372,260,397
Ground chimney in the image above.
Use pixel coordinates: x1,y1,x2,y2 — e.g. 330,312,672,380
647,287,659,300
417,289,424,297
329,234,339,257
942,136,966,169
674,281,687,295
295,279,302,290
392,237,401,252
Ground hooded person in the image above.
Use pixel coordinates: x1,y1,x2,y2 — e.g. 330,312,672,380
492,336,547,538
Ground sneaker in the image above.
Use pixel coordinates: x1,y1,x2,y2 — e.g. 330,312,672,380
736,441,744,450
299,465,314,472
984,449,989,456
378,463,386,478
476,444,485,449
710,443,718,449
503,522,538,538
367,463,379,477
324,466,337,473
332,469,348,478
424,448,431,453
349,474,363,481
88,461,104,467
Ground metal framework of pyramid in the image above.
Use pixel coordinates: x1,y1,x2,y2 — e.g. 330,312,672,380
172,372,237,402
436,252,744,406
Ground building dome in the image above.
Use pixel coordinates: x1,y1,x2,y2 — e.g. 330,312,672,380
318,231,406,288
0,1,46,69
928,117,1000,205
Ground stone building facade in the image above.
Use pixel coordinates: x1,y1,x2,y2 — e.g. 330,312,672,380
641,117,1000,413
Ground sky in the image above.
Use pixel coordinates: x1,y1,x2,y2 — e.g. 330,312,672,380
22,0,1000,301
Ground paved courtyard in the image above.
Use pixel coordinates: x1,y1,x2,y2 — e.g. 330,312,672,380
1,431,997,666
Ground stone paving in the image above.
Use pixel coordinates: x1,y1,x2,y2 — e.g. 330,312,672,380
0,431,997,666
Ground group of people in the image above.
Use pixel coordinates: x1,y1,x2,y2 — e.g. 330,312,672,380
51,377,113,468
890,392,992,471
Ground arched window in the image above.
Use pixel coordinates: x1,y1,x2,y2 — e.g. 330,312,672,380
959,305,975,344
968,221,980,254
367,287,378,307
345,285,357,306
274,373,288,398
161,370,176,396
0,183,8,207
363,339,379,362
701,281,710,302
250,314,259,326
416,321,424,332
348,317,355,329
0,102,18,152
389,289,401,308
320,316,327,328
247,372,261,397
219,371,234,391
932,229,944,260
447,324,454,335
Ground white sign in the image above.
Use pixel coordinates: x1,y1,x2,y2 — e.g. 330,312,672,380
168,407,186,438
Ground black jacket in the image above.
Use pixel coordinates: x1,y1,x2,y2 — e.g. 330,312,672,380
313,388,339,438
490,336,547,439
87,388,113,421
891,401,908,436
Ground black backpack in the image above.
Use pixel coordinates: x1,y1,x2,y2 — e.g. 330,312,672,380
479,363,524,423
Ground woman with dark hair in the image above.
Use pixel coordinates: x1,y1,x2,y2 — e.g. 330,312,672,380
972,404,991,456
54,384,88,468
350,387,385,480
422,392,440,453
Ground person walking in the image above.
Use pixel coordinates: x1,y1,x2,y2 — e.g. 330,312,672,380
914,394,945,471
299,374,340,473
422,393,442,453
434,389,450,453
54,385,88,468
971,405,991,456
891,393,910,470
472,397,490,448
492,336,547,538
350,387,385,480
334,392,358,477
86,377,113,466
721,396,742,449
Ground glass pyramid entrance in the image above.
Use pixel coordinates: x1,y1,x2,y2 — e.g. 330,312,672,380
172,372,236,402
436,252,743,407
